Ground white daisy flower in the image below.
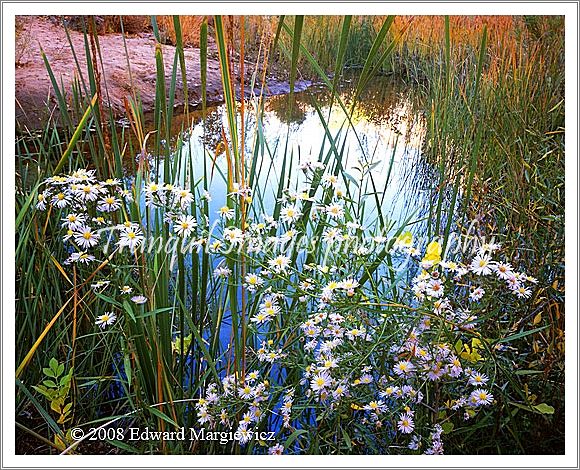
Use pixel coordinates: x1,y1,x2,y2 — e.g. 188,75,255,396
131,295,148,304
323,227,341,243
244,273,264,291
117,225,144,252
469,286,485,301
102,178,121,186
477,242,501,256
214,266,232,278
268,255,290,273
36,190,50,210
74,225,100,249
470,388,494,406
223,227,244,245
173,187,194,208
493,262,513,280
280,205,301,223
513,285,532,299
470,254,494,276
97,195,121,212
325,203,344,219
364,400,387,413
397,413,415,434
218,206,235,220
65,251,95,264
468,372,489,386
238,384,255,400
75,184,101,202
310,371,332,393
61,213,86,231
427,279,444,298
95,312,117,329
91,280,110,291
268,443,284,455
50,191,71,208
393,360,415,377
322,174,338,187
250,311,272,325
174,215,197,238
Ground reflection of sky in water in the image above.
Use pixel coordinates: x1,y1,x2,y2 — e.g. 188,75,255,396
184,78,431,233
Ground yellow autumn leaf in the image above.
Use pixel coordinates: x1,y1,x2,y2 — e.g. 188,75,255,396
422,240,442,265
396,231,413,246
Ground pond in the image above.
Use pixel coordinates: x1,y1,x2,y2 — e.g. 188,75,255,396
158,75,435,232
142,75,450,367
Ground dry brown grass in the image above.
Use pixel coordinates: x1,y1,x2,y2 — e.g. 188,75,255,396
156,15,206,46
15,16,34,66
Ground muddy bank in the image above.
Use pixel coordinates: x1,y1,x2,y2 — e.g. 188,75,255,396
15,17,313,130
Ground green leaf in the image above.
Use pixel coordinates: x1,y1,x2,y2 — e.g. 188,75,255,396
49,358,59,375
53,93,98,174
148,407,179,429
534,403,555,415
441,421,454,434
123,300,136,322
341,426,352,451
284,429,308,449
95,292,123,308
497,325,548,343
108,439,140,454
134,307,174,320
514,369,544,376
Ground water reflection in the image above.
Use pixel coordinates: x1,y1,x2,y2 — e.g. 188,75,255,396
174,75,436,232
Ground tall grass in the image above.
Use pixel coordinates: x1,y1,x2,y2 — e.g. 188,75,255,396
405,15,565,452
14,14,564,455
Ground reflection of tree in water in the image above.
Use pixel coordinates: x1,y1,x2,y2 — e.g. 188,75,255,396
263,74,424,146
265,94,308,126
196,107,225,152
341,76,424,140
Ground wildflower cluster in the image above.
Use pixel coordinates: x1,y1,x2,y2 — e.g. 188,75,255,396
34,167,539,454
35,170,151,328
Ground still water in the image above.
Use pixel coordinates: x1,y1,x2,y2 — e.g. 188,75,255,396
169,76,435,230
